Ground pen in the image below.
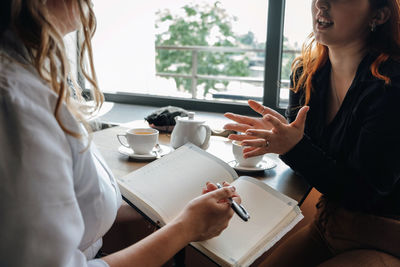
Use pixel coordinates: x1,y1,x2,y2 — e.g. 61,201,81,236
216,183,250,222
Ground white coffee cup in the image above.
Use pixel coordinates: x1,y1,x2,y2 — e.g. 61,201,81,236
117,128,159,155
232,140,264,167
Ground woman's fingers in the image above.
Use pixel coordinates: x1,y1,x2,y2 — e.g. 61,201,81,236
247,99,266,115
222,182,240,202
242,146,259,153
263,114,285,133
243,147,267,158
223,123,252,133
203,182,239,204
226,105,309,156
210,186,236,207
241,139,269,157
227,134,258,141
224,113,257,126
245,129,272,139
205,182,218,191
291,106,309,130
248,100,287,123
241,138,269,148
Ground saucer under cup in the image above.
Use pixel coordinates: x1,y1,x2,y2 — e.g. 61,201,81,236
228,159,276,173
118,144,172,160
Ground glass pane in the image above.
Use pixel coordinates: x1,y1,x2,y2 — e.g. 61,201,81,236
279,0,313,107
64,32,77,81
91,0,268,103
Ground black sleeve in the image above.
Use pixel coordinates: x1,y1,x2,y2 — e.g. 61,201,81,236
280,80,400,211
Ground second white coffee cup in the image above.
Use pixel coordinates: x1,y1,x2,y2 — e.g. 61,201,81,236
232,140,264,167
117,128,159,155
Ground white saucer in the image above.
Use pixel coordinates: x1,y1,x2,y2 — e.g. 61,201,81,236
228,159,277,173
118,144,172,160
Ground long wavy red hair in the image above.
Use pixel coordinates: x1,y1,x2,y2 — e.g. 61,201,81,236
291,0,400,105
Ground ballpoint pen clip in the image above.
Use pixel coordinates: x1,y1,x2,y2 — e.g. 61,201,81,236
216,183,250,222
239,203,250,218
232,201,250,221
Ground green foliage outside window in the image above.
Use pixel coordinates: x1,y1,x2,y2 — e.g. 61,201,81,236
155,2,250,96
155,1,298,96
281,36,298,86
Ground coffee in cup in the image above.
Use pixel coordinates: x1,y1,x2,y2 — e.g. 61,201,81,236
232,140,264,167
117,128,159,155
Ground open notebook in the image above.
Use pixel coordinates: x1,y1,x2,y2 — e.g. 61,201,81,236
118,143,303,267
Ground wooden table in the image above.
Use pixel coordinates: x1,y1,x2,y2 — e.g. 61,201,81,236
93,120,311,266
93,120,311,204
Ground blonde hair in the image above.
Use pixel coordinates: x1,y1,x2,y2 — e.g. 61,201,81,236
2,0,103,138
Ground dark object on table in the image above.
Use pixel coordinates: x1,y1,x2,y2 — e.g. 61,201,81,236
145,106,189,132
211,129,237,138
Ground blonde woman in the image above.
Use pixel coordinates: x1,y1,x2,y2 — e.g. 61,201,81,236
0,1,239,266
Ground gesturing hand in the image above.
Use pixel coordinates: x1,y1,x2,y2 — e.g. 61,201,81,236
224,100,287,133
224,100,309,157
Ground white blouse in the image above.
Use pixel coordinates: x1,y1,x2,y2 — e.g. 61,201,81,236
0,32,121,267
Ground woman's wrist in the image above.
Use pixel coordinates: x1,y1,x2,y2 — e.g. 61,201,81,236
103,217,192,267
168,216,194,244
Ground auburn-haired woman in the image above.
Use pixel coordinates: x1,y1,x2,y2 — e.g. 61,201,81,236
225,0,400,266
0,1,239,266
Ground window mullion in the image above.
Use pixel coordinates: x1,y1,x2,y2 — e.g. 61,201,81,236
263,0,286,113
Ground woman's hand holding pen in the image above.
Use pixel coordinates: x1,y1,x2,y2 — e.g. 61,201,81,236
172,182,240,242
224,100,309,157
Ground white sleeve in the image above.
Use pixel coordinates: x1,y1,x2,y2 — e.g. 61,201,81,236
0,90,109,267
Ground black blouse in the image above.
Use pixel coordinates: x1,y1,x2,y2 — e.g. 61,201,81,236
280,53,400,217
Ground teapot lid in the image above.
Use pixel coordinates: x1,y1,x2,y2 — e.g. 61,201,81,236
176,112,204,123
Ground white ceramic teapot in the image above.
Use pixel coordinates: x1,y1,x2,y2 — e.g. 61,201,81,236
170,112,211,149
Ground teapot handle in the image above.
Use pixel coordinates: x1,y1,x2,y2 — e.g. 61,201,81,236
199,125,211,149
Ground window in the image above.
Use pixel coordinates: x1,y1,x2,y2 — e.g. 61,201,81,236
64,32,78,81
279,0,313,107
85,1,312,114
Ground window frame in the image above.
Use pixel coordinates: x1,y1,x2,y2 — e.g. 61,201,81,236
80,0,286,116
